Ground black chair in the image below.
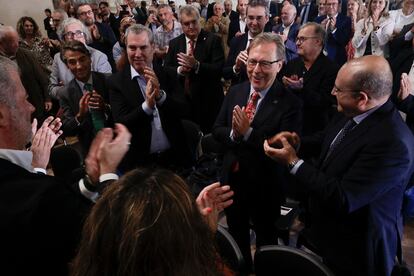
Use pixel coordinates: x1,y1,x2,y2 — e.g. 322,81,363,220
181,119,203,163
216,225,246,274
254,245,335,276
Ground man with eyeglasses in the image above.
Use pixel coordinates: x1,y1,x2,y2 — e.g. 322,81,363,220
281,22,338,135
264,55,414,276
164,5,225,133
48,18,112,100
315,0,352,66
223,0,270,86
213,33,302,272
76,3,117,72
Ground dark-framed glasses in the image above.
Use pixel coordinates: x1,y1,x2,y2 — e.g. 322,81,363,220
246,59,281,70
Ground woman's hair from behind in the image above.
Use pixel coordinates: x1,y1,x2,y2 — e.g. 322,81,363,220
71,168,221,276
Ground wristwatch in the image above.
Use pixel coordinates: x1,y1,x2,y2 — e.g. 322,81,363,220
156,89,166,101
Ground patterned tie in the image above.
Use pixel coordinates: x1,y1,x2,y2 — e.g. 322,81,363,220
323,119,356,163
184,39,195,97
245,91,261,122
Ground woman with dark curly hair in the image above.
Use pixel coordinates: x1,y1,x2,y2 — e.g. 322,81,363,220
71,168,234,276
16,16,53,72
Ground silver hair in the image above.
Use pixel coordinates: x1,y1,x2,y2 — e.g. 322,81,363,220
124,24,154,45
246,0,270,16
0,25,15,42
52,8,69,20
0,56,18,107
58,17,92,43
248,32,286,62
179,4,201,20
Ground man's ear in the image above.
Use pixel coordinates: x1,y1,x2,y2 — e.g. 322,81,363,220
0,105,10,127
356,91,370,109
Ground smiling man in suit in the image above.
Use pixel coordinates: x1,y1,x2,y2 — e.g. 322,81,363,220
272,3,300,62
164,5,225,133
315,0,352,66
213,33,302,271
264,55,414,276
108,24,192,172
59,40,112,156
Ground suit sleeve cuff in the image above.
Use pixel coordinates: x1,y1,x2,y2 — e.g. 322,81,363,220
34,168,47,174
290,159,305,175
243,127,253,141
79,179,100,202
99,173,119,182
142,102,154,115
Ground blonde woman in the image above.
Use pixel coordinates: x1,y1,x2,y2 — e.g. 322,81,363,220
352,0,394,57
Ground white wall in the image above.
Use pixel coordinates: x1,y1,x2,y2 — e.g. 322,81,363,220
0,0,53,36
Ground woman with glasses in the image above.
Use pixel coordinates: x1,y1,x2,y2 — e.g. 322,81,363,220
352,0,394,58
16,16,53,73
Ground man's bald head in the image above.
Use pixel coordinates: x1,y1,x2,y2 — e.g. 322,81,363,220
0,26,19,57
344,55,392,101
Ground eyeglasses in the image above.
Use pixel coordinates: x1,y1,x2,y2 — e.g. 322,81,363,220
78,10,93,17
63,30,85,39
295,36,319,43
332,84,359,94
246,59,281,70
181,19,198,27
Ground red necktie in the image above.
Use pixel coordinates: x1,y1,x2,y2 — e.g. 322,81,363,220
184,40,195,97
245,91,260,122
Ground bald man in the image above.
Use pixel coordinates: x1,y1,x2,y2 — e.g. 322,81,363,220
264,56,414,276
272,4,299,62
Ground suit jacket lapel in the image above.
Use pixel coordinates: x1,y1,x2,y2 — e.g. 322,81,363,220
122,66,145,106
194,30,208,60
303,52,324,85
320,101,394,168
252,81,283,125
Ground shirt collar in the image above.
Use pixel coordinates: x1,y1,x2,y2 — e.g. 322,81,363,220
0,149,34,172
130,64,153,80
283,21,294,29
352,103,383,124
75,74,93,91
327,13,338,19
249,85,271,99
185,35,197,45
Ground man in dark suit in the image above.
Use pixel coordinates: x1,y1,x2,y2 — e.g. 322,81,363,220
0,55,131,275
227,0,248,46
389,22,414,61
272,3,300,62
164,5,225,133
213,33,302,271
108,24,192,172
281,22,338,135
264,55,414,276
224,0,239,20
223,0,269,85
59,40,112,155
315,0,352,66
99,1,121,40
297,0,318,24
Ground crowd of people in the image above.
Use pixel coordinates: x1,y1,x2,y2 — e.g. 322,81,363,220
0,0,414,275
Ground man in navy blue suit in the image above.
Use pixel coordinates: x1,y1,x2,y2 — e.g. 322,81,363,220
315,0,351,66
223,0,269,85
264,55,414,276
214,33,302,271
272,4,299,62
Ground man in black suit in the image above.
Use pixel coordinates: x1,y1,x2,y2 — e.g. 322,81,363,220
389,22,414,61
281,22,338,135
265,55,414,276
164,5,225,133
223,0,269,85
99,1,121,40
213,33,302,270
108,24,192,172
272,3,300,62
0,55,131,275
224,0,238,19
59,40,112,155
297,0,318,24
227,0,248,45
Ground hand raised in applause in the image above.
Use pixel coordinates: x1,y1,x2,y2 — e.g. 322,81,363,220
196,182,234,231
31,116,63,169
232,105,250,137
264,131,300,165
398,73,411,102
235,50,248,71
